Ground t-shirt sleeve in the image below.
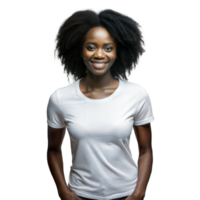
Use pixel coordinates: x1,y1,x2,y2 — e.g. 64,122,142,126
46,90,66,129
134,87,155,126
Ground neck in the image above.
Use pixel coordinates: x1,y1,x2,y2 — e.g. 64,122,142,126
83,72,117,90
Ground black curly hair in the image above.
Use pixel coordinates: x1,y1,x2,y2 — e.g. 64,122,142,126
54,9,145,83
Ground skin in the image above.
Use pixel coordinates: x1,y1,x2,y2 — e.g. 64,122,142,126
125,124,153,200
80,26,119,99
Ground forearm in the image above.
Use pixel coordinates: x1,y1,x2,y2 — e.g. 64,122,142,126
47,149,71,194
132,150,153,198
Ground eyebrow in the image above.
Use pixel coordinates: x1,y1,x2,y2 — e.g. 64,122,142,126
85,42,114,45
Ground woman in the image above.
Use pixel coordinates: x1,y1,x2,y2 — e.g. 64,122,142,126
47,9,154,200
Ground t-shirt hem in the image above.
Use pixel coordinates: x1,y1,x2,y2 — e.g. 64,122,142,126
47,120,65,129
67,182,133,200
134,116,155,126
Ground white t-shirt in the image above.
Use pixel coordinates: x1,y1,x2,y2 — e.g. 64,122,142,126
47,77,154,200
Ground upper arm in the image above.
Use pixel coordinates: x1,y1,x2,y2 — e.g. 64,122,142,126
47,125,66,151
133,123,152,155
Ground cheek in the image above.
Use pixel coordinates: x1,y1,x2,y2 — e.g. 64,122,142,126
109,49,117,58
109,52,117,62
82,50,93,58
82,56,91,67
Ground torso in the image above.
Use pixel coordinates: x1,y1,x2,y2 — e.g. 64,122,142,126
78,79,126,200
79,78,119,100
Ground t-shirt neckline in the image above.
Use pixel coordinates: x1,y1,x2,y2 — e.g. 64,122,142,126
76,77,122,102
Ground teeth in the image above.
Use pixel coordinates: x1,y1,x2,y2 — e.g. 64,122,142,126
93,62,106,65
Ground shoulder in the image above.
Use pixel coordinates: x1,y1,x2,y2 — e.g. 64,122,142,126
50,81,76,102
121,79,149,97
48,89,58,104
48,87,67,107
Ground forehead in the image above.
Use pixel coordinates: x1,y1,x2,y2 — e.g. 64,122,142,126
84,27,116,44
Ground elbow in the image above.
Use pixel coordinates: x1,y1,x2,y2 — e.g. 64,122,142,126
139,147,153,157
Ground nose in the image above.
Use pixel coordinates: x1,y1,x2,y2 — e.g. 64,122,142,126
94,48,105,58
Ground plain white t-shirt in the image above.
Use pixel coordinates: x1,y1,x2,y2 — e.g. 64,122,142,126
47,77,154,200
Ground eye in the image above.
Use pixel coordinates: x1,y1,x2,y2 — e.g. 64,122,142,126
86,46,113,51
105,47,113,51
86,46,95,51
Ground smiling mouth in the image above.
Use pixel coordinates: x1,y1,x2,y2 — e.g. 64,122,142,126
90,61,108,69
91,61,108,64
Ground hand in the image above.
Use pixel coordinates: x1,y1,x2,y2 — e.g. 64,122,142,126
125,192,145,200
58,188,84,200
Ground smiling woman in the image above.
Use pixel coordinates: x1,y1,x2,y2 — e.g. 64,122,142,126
47,9,154,200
